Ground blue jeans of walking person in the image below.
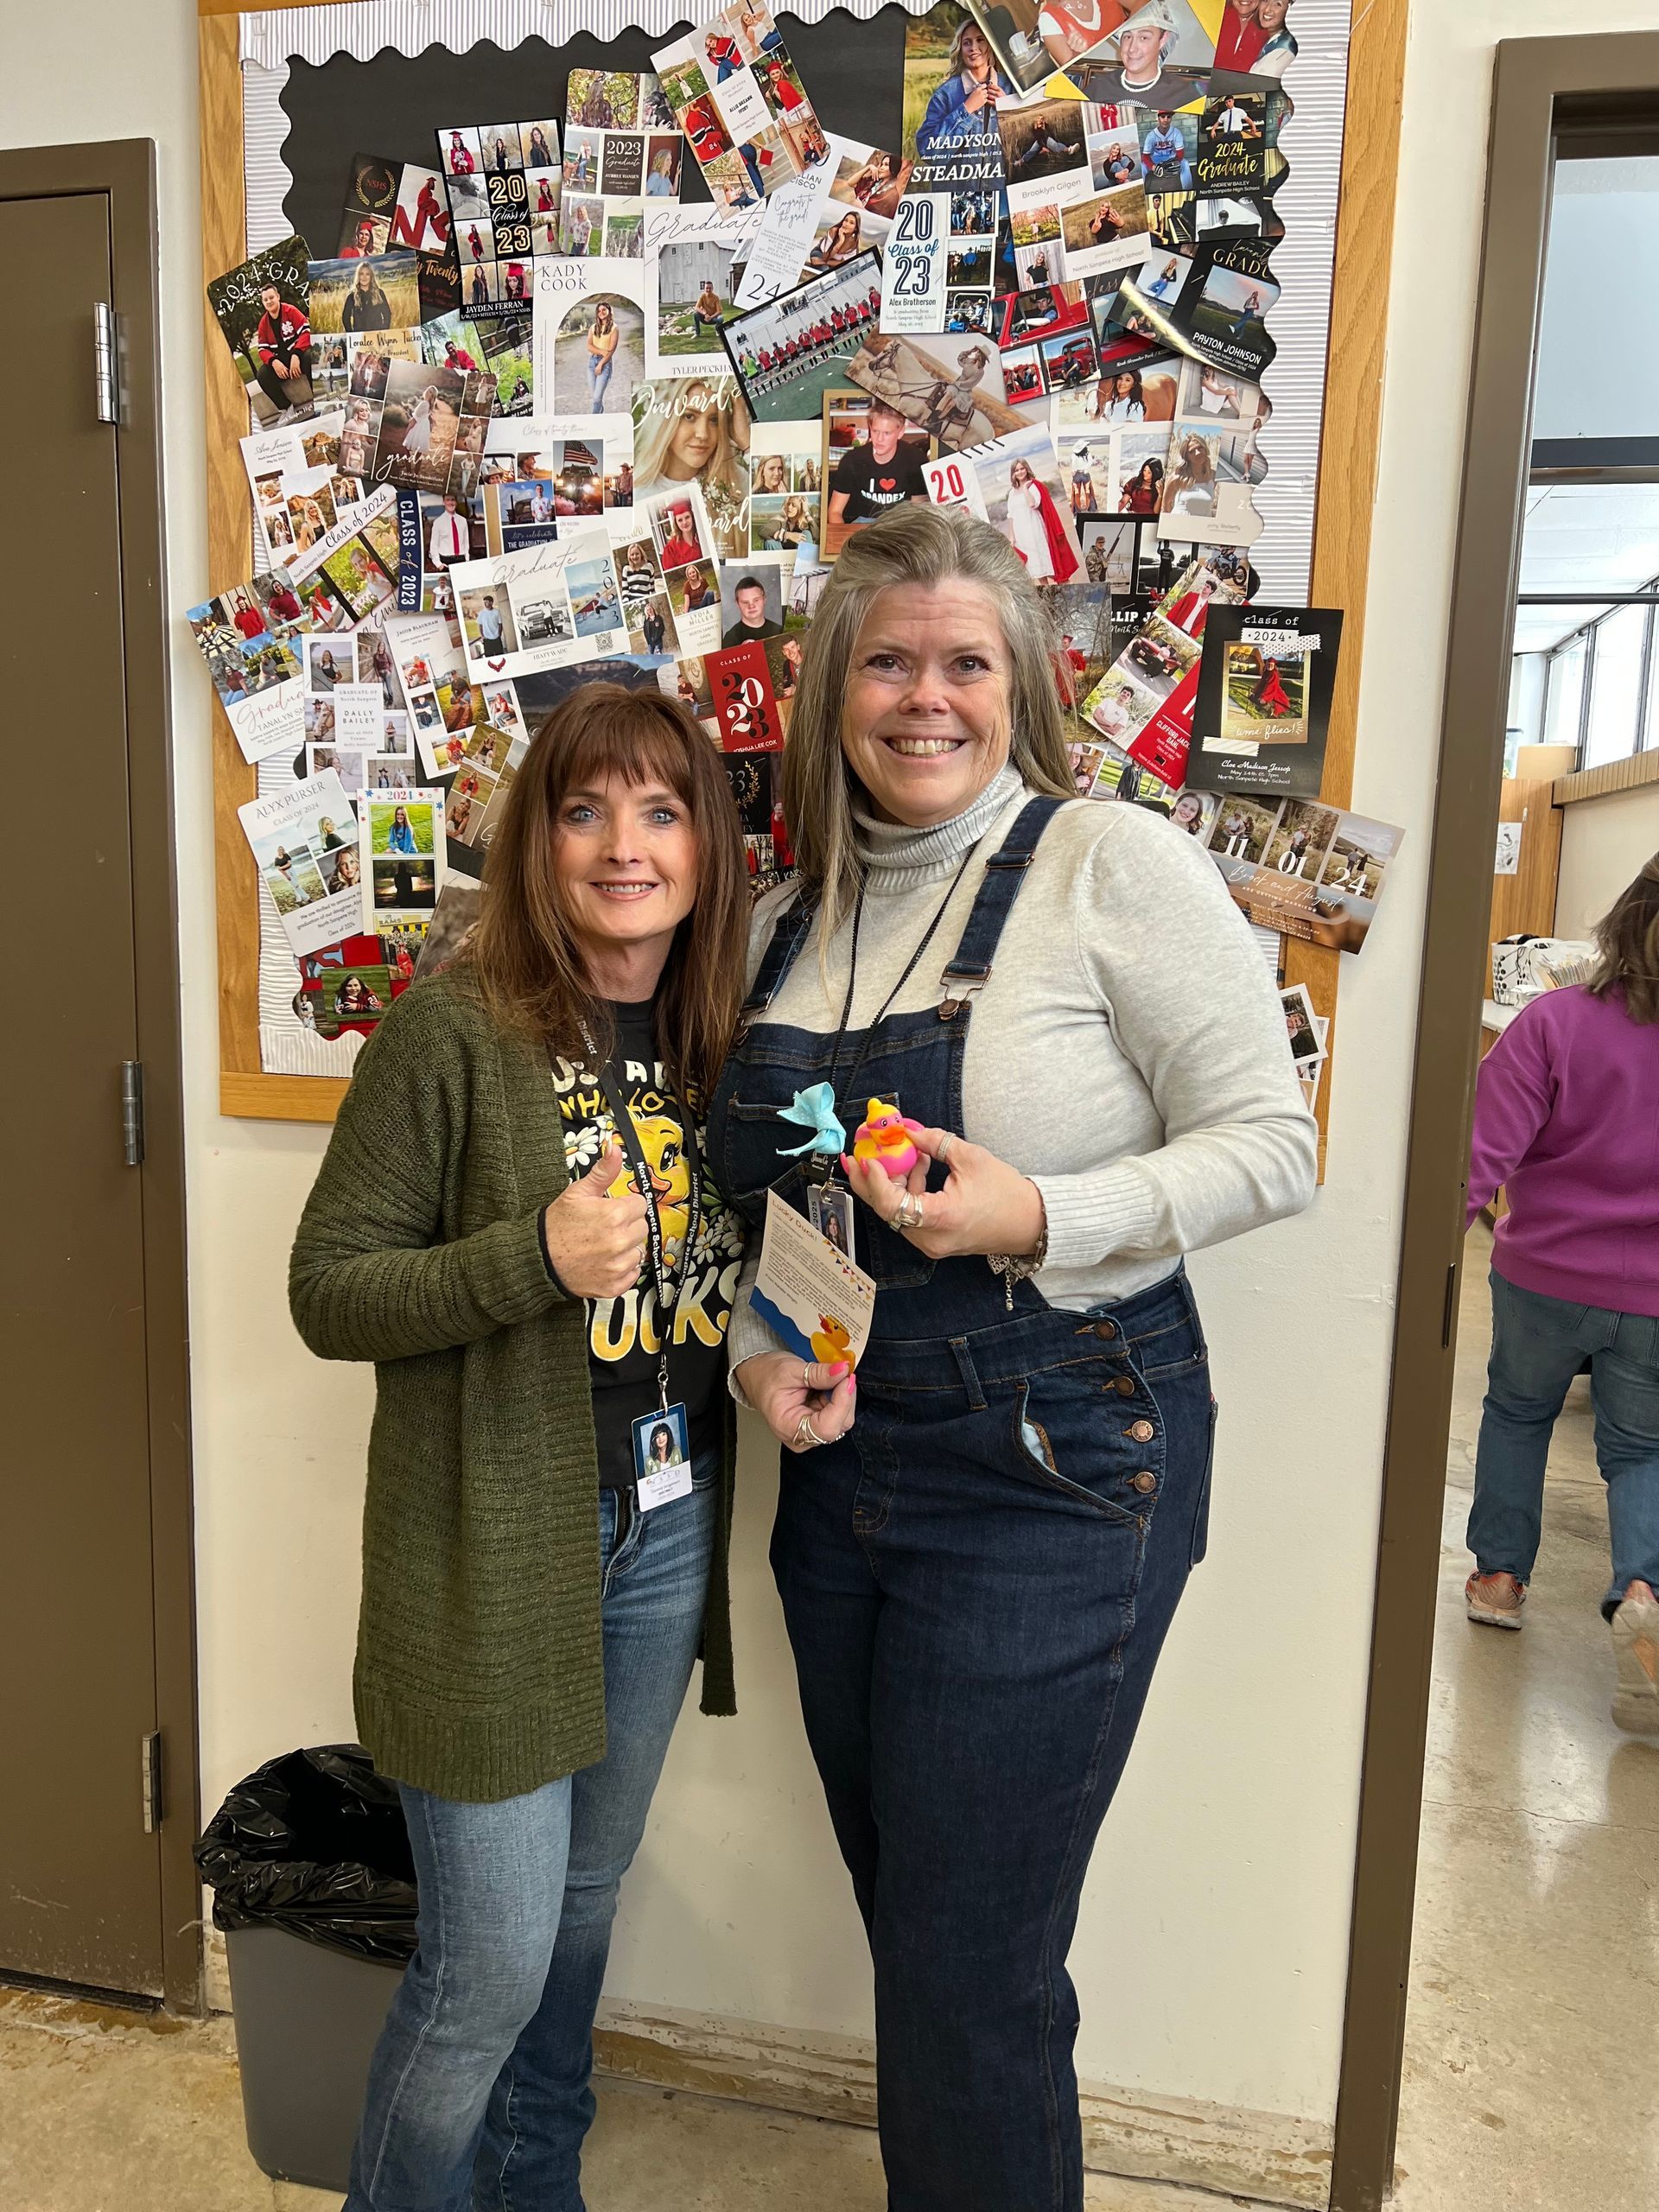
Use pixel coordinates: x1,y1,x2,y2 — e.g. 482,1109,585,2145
1470,1269,1659,1617
587,352,612,409
343,1466,716,2212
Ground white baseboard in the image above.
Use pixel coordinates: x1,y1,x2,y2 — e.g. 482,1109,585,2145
594,2001,1333,2208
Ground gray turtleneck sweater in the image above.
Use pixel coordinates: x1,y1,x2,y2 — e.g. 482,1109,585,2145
727,765,1318,1374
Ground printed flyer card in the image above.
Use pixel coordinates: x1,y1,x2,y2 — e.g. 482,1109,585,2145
722,251,883,423
995,278,1096,406
360,787,447,929
381,608,479,777
308,251,423,343
1077,543,1245,784
1154,351,1268,547
922,420,1080,584
450,524,628,680
560,70,682,260
844,322,1029,453
631,372,753,561
338,153,459,319
1116,236,1279,380
287,483,407,629
1186,604,1344,797
880,193,952,334
1062,0,1221,105
821,388,931,560
752,1188,877,1369
480,414,626,553
187,576,307,765
438,118,565,309
707,638,785,752
1204,798,1404,956
238,770,362,957
645,204,756,374
639,482,725,653
339,153,453,259
737,134,911,309
207,233,315,427
747,417,822,560
363,359,496,500
241,410,348,567
904,0,1013,192
531,258,649,419
1194,86,1268,195
654,3,829,207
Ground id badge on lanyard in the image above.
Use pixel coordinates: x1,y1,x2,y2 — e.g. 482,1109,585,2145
588,1033,702,1511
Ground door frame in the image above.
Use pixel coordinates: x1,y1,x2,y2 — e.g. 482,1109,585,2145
1328,34,1659,2210
0,139,199,2014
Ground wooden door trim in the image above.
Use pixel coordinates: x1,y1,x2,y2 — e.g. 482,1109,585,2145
0,139,200,2014
1328,33,1659,2209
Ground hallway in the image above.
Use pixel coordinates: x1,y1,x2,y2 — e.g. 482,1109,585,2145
3,1224,1654,2211
1391,1222,1659,2209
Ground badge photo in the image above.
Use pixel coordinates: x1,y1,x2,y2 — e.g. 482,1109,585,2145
632,1402,695,1509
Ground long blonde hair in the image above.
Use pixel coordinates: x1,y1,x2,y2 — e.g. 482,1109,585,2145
781,505,1073,951
631,376,750,508
1589,852,1659,1025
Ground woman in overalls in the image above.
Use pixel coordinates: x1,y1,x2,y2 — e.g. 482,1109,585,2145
708,505,1318,2212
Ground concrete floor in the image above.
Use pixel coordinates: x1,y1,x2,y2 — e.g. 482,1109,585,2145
0,1984,1230,2212
3,1222,1650,2210
1389,1223,1659,2210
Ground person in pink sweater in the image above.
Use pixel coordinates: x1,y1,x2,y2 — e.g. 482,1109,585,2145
1463,855,1659,1732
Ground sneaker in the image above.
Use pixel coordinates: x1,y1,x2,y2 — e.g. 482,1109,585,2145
1465,1571,1526,1628
1611,1587,1659,1735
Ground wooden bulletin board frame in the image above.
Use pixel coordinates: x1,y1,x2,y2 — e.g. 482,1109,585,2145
200,0,1408,1154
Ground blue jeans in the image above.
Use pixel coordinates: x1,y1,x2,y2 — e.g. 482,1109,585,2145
1470,1269,1659,1616
343,1465,717,2212
771,1272,1215,2212
587,354,612,408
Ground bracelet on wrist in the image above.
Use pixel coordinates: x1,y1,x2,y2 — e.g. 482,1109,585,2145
987,1188,1048,1311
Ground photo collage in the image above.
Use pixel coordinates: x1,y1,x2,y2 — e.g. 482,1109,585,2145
198,0,1398,1067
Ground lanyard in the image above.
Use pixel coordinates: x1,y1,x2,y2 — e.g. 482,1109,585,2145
578,1022,703,1412
824,848,976,1122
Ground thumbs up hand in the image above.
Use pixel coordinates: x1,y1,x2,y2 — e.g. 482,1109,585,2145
543,1143,652,1299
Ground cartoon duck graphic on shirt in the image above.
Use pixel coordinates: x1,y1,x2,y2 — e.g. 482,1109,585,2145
603,1114,692,1269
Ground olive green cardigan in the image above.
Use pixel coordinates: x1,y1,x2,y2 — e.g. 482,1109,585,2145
289,970,736,1804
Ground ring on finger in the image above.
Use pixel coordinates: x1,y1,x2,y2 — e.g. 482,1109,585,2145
793,1413,825,1451
937,1132,953,1163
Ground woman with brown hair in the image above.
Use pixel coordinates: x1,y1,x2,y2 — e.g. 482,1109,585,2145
289,682,748,2209
1463,854,1659,1733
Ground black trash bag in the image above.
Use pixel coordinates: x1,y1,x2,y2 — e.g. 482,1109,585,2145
194,1745,418,1966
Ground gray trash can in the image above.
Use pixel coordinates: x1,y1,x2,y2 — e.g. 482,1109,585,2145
194,1745,417,2192
225,1924,403,2190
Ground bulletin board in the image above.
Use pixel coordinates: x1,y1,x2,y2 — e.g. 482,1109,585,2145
199,0,1407,1160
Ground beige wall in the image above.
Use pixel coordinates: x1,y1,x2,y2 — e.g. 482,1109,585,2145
10,0,1657,2155
1555,785,1659,940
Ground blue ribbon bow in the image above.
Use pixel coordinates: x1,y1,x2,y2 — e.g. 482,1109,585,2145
776,1084,845,1160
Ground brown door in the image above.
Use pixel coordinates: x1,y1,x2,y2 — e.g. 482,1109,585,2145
0,189,166,1997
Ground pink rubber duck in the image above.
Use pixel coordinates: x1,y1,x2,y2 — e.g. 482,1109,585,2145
851,1097,925,1180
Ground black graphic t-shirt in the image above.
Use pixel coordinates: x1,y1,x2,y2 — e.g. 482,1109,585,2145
550,1000,745,1487
832,440,929,522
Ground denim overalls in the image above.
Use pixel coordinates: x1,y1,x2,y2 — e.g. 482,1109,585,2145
708,799,1217,2212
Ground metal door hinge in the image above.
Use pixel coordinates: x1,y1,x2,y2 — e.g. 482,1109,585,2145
121,1061,145,1166
93,302,121,425
141,1732,163,1833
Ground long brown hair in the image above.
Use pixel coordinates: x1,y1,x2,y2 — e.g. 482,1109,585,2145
1588,851,1659,1025
466,683,747,1097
